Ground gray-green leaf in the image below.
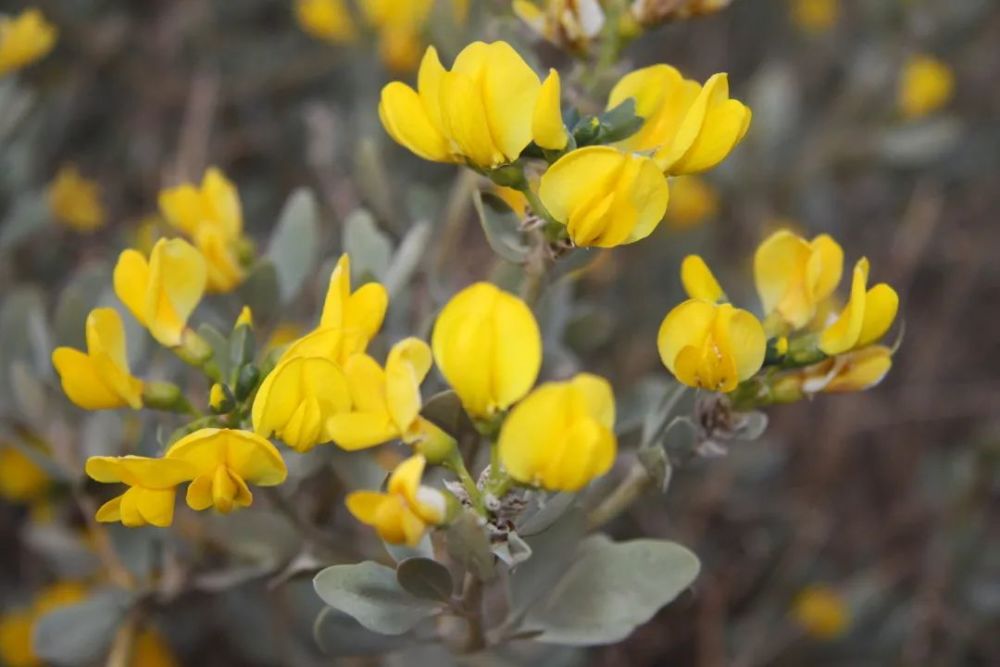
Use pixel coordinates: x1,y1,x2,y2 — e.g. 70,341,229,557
473,191,530,263
313,561,442,635
396,557,454,602
268,188,320,302
33,588,134,665
522,535,700,645
313,607,412,657
343,209,393,282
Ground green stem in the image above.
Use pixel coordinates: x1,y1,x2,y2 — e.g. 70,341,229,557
586,460,657,530
446,450,486,515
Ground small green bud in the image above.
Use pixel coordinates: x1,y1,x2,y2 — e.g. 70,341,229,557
178,331,213,365
209,383,236,414
235,364,261,401
487,164,528,190
229,323,256,370
142,381,184,412
414,421,458,465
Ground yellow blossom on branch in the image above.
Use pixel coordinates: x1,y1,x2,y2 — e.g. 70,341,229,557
346,454,447,545
499,373,616,491
113,238,207,348
47,165,106,232
753,229,843,332
165,428,287,515
251,356,352,452
0,9,56,77
818,258,899,355
658,300,766,392
431,282,541,419
666,175,719,229
52,308,144,411
513,0,606,52
294,0,356,44
680,255,725,303
158,167,247,293
792,585,849,640
608,65,751,175
85,456,196,528
379,41,559,168
538,146,670,247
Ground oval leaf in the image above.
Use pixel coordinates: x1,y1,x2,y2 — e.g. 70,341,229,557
268,188,320,302
473,191,530,263
396,557,453,602
343,209,392,282
313,561,441,635
33,588,134,666
313,607,411,657
523,536,700,646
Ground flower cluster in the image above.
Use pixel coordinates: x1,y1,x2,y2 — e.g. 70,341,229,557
657,229,900,402
379,40,750,248
0,8,56,77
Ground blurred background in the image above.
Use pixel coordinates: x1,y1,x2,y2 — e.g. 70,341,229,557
1,0,997,665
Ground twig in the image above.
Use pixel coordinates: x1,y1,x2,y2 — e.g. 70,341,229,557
586,460,655,530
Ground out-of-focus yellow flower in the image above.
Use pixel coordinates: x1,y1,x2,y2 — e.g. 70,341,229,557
278,254,388,365
252,356,352,452
658,300,766,392
792,585,849,640
114,238,207,348
0,445,49,503
158,167,246,293
52,308,144,411
0,9,56,77
789,0,838,33
131,629,179,667
165,428,287,514
819,258,898,355
0,609,37,667
85,456,196,528
346,454,446,545
265,323,304,351
631,0,731,26
513,0,606,52
380,42,552,168
666,175,719,229
538,146,670,247
898,53,954,119
499,374,616,491
327,338,451,452
0,582,88,667
295,0,356,43
608,65,751,175
47,166,106,232
432,282,541,418
360,0,434,72
753,229,843,331
132,215,163,256
681,255,725,303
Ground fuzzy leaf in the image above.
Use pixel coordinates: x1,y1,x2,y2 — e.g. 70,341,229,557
396,558,454,602
343,209,393,282
313,561,441,635
269,188,320,302
473,191,530,263
33,588,134,666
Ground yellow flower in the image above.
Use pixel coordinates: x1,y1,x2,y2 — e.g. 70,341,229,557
113,238,207,348
789,0,839,33
538,146,670,247
235,305,253,328
131,629,179,667
666,175,719,229
251,356,352,452
818,258,898,355
533,68,569,150
165,428,287,514
47,165,106,232
295,0,356,43
158,167,246,293
658,300,766,392
898,53,954,119
431,282,541,418
499,374,616,491
379,41,552,168
346,454,447,546
681,255,725,303
327,338,449,451
85,456,197,528
785,345,894,397
493,184,529,217
278,254,388,365
0,445,49,503
359,0,435,72
513,0,606,52
0,582,88,667
608,65,751,175
753,229,843,331
0,9,57,77
792,585,849,640
52,308,144,410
